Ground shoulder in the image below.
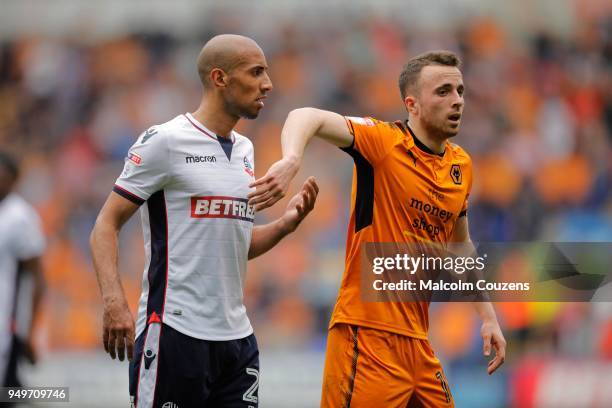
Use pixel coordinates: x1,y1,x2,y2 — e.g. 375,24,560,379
345,116,392,129
448,142,472,165
150,115,186,140
232,130,254,151
2,194,40,225
346,116,405,136
133,116,184,151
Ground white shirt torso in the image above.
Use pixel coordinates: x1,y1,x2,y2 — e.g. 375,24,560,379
115,113,256,340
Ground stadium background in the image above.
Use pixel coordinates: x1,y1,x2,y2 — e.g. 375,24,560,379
1,0,611,406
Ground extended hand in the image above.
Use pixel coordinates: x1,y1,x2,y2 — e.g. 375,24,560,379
102,297,135,361
248,157,300,212
281,177,319,232
481,319,506,375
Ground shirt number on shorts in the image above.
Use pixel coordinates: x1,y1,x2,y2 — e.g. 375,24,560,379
243,367,259,404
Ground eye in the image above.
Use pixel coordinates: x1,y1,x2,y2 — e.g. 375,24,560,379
437,89,448,96
252,67,264,76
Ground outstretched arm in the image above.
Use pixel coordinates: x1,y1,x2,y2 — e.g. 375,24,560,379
249,177,319,259
90,192,139,361
248,108,351,211
452,216,506,375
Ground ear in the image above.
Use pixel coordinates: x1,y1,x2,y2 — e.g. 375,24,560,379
404,95,419,116
210,68,228,88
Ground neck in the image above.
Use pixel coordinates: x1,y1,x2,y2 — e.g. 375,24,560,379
192,95,239,138
406,119,446,155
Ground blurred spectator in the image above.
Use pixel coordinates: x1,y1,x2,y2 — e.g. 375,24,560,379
0,151,45,388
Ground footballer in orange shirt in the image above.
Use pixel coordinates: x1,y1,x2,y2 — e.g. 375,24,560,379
250,51,506,407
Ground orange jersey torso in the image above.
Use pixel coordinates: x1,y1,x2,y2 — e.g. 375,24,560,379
330,117,473,339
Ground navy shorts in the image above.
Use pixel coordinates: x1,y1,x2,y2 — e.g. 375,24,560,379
129,322,259,408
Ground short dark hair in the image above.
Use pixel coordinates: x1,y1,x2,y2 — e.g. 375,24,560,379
398,51,462,100
0,150,19,181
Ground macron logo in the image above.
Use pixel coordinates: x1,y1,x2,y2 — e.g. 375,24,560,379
191,196,255,222
186,155,216,164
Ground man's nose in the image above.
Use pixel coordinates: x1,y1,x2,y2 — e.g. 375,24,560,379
452,92,463,108
261,74,273,92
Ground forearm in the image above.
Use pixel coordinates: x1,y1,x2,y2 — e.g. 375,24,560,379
473,301,498,322
281,108,325,163
90,222,128,306
248,218,292,260
452,228,499,323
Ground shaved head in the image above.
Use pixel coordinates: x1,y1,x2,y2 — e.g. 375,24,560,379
197,34,264,88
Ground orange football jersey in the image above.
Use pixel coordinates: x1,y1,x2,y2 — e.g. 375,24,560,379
329,117,473,339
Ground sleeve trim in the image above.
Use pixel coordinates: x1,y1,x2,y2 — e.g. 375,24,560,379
339,117,356,153
113,185,145,205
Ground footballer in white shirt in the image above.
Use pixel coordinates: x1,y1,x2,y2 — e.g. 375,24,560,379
0,151,45,389
90,35,319,408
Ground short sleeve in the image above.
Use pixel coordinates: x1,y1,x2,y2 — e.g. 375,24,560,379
14,206,45,260
114,126,169,205
343,117,400,164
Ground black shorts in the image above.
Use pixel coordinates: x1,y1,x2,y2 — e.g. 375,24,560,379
129,322,259,408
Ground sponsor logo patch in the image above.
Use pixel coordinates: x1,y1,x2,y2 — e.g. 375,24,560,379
185,155,216,164
450,164,462,185
191,196,255,222
243,156,254,177
128,152,142,165
144,349,156,370
347,116,375,126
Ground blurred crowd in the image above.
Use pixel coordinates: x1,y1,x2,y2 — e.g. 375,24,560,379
0,8,610,400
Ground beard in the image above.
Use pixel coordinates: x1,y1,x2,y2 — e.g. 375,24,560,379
224,94,260,120
421,113,459,140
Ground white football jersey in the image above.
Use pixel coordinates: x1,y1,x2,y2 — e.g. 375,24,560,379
115,113,256,340
0,193,45,380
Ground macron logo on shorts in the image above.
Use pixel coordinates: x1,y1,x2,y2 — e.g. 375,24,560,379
191,196,255,222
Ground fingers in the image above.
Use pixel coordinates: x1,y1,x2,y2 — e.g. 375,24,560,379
487,354,504,375
482,333,492,357
107,330,117,359
249,175,270,189
104,320,135,361
308,176,320,195
116,332,126,361
249,189,274,206
247,183,271,201
254,198,278,212
487,336,506,375
249,182,285,210
103,329,109,353
127,327,135,361
106,328,135,361
300,177,319,212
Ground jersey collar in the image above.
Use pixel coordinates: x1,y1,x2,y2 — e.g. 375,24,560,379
185,112,236,144
403,121,445,158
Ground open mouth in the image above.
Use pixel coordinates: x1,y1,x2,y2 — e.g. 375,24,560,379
448,113,461,122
